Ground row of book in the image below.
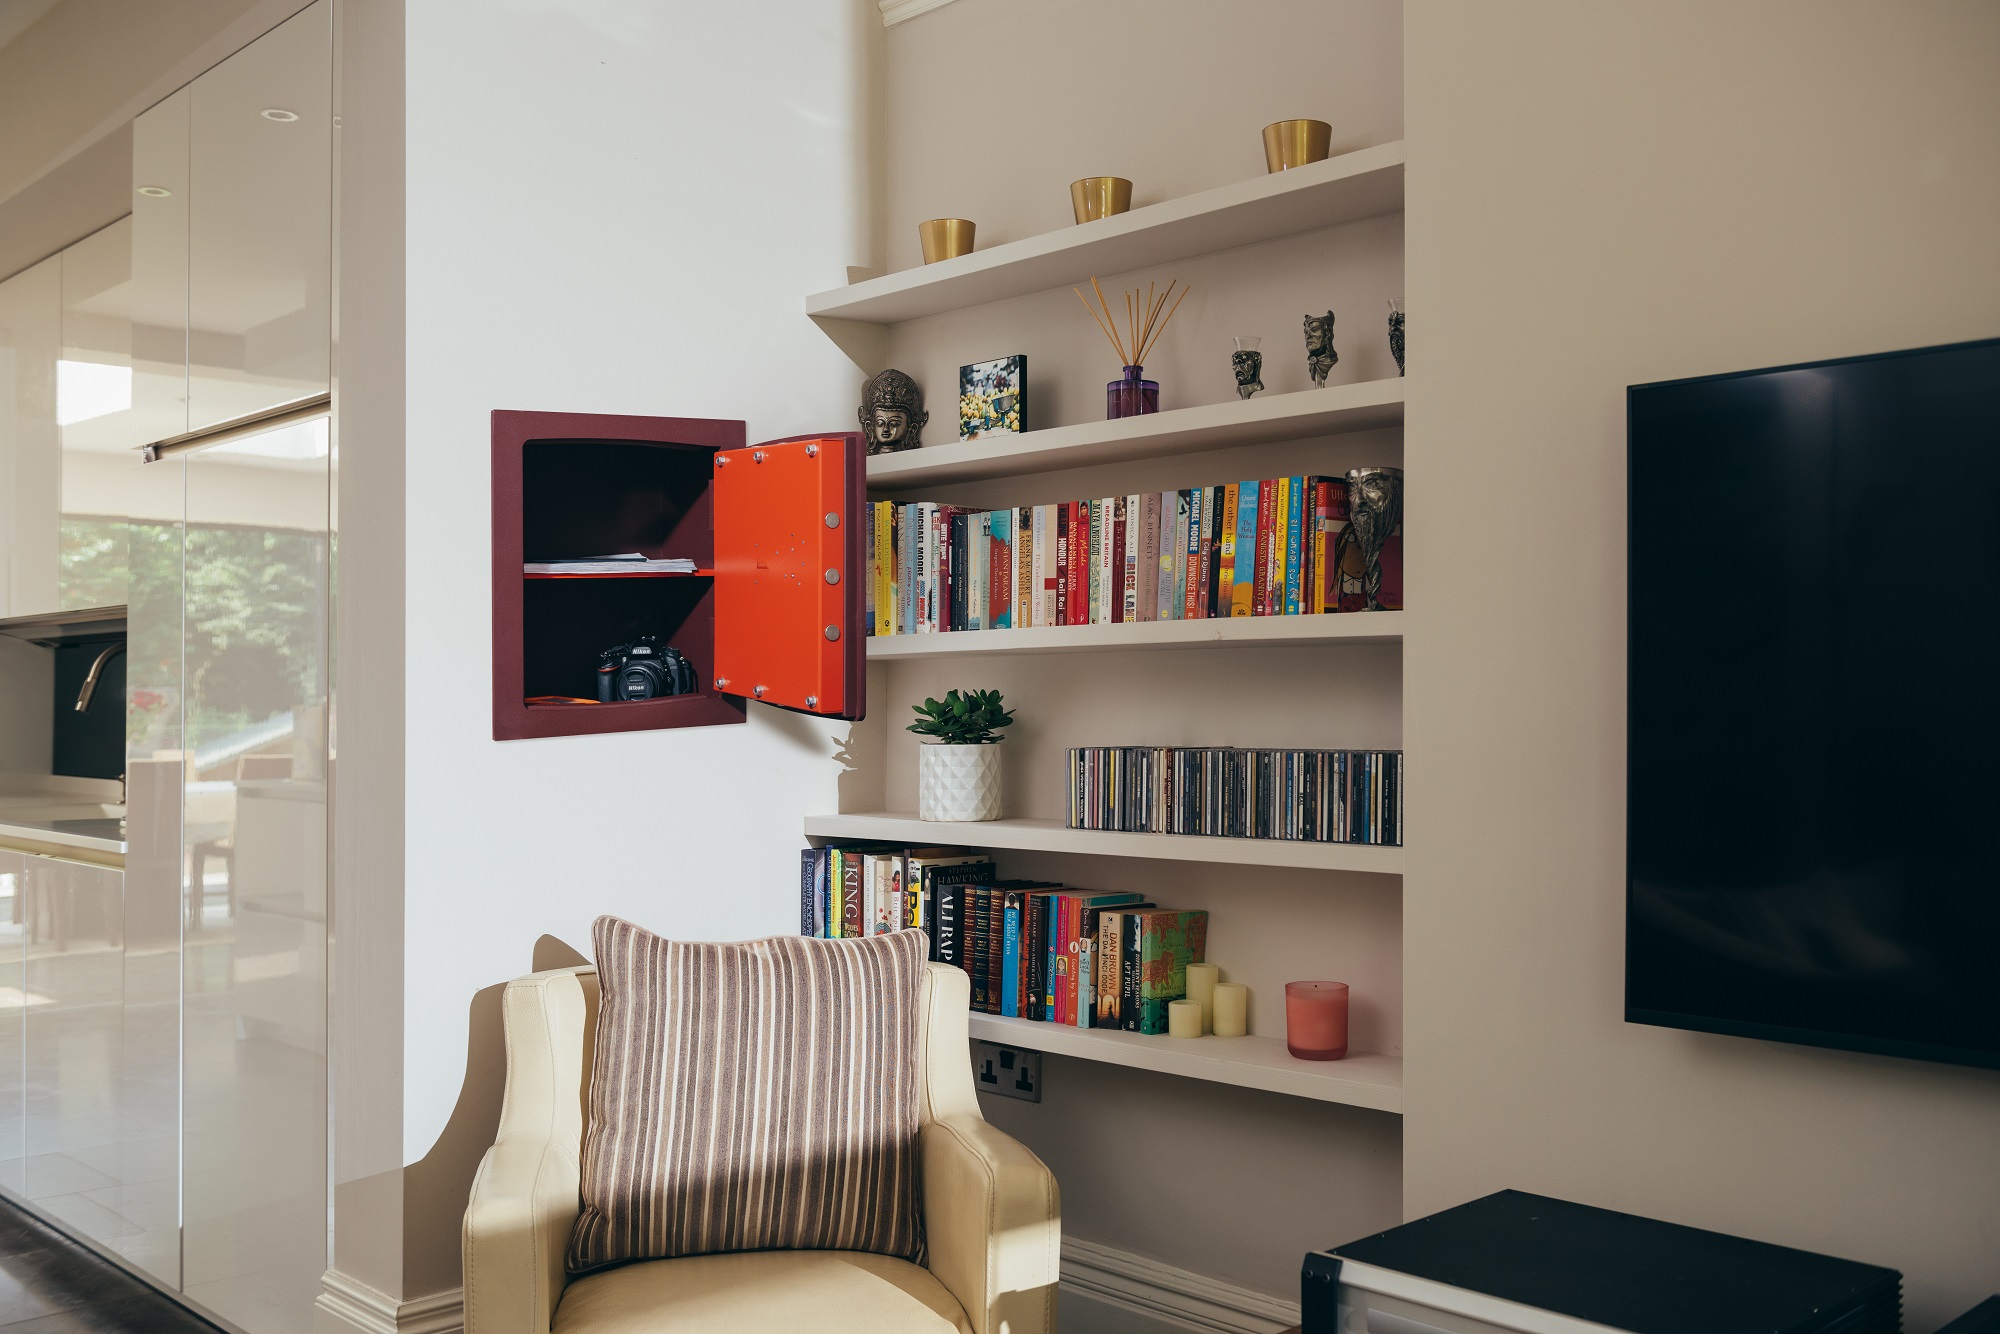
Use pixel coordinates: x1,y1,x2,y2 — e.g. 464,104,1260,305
863,475,1402,636
799,843,1208,1035
1068,747,1404,846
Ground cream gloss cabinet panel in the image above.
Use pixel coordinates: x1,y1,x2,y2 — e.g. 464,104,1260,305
0,851,25,1197
0,258,63,619
58,217,141,610
185,1,331,434
178,419,328,1334
131,87,192,449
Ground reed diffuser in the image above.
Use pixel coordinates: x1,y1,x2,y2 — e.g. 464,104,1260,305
1074,276,1190,419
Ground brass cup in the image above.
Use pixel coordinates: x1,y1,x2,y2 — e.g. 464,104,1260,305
1262,119,1333,173
1070,177,1133,224
918,218,975,264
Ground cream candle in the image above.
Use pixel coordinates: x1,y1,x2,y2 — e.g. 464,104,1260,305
1212,982,1248,1038
1167,999,1203,1039
1184,962,1220,1034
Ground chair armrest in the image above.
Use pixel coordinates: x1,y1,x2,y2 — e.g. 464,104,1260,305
463,1135,580,1334
922,1111,1061,1334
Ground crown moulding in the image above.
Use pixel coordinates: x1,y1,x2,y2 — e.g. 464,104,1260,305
879,0,958,26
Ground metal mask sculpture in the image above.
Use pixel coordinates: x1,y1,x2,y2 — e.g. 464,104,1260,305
1343,466,1403,610
858,368,928,454
1304,310,1338,388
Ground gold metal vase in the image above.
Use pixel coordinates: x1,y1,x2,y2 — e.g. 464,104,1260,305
918,218,975,264
1262,119,1333,172
1070,177,1132,224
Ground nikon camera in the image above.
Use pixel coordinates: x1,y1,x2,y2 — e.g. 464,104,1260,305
596,636,696,702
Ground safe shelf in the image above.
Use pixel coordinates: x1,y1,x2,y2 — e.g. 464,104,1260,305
866,380,1405,489
808,140,1406,325
804,813,1404,874
867,610,1402,659
967,1013,1404,1113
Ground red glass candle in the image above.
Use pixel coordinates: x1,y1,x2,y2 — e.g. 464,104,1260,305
1285,981,1349,1060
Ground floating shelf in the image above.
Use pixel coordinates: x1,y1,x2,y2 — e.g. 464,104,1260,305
867,380,1404,489
967,1012,1403,1112
804,813,1403,874
808,141,1405,325
867,610,1402,659
523,569,716,580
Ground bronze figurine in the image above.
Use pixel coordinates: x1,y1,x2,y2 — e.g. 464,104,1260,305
1304,311,1338,388
858,368,928,454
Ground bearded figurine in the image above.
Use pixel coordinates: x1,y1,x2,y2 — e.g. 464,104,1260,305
1304,310,1338,388
858,368,927,454
1342,466,1403,610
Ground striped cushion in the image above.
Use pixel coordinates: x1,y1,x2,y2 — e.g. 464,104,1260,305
566,917,927,1273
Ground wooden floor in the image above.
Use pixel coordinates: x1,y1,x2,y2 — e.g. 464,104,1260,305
0,1197,218,1333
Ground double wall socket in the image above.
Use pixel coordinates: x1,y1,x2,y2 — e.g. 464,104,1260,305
972,1041,1042,1103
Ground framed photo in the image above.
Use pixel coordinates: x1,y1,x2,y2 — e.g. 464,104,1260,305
959,354,1027,441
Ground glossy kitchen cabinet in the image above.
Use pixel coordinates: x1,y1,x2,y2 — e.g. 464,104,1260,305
0,851,25,1198
186,2,331,432
131,88,191,446
58,218,140,609
0,257,62,619
179,417,328,1334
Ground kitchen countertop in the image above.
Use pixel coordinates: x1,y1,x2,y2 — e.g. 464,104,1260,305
0,779,128,858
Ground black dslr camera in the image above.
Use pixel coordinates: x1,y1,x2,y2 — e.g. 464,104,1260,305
596,636,696,702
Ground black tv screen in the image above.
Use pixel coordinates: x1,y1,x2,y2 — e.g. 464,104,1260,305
1627,337,2000,1070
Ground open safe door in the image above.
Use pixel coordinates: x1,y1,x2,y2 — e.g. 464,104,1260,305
711,432,868,720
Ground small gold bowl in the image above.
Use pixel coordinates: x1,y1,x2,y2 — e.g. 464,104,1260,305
1262,119,1332,173
918,218,975,264
1070,177,1132,224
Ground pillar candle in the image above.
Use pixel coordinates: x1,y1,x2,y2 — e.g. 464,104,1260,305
1211,982,1249,1038
1184,962,1220,1034
1167,999,1203,1039
1284,980,1349,1060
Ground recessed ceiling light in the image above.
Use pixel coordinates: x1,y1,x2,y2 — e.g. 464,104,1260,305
136,185,173,198
261,108,299,122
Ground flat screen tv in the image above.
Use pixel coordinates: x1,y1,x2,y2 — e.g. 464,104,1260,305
1627,337,2000,1070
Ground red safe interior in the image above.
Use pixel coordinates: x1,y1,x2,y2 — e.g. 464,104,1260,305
491,410,867,741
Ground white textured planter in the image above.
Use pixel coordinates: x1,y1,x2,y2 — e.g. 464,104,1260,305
918,742,1003,822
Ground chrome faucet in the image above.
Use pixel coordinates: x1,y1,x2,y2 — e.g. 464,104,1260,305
75,640,126,712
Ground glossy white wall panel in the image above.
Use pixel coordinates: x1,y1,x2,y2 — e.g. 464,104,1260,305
0,257,62,618
0,851,25,1199
187,2,330,431
59,217,136,609
132,89,191,447
181,423,327,1334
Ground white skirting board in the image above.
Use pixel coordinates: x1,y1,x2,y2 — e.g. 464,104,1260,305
315,1240,1297,1334
1060,1237,1302,1334
315,1271,464,1334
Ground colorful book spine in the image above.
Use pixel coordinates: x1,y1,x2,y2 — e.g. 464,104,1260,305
1313,478,1343,614
990,508,1012,629
1067,501,1088,625
874,503,893,635
1000,891,1023,1017
1181,486,1204,619
800,848,816,935
1133,909,1209,1035
841,849,863,940
1232,480,1258,616
1054,503,1071,627
1218,483,1240,615
1253,481,1275,615
1110,496,1128,624
1284,476,1307,616
1076,907,1098,1028
1086,499,1103,625
1121,493,1141,622
1015,505,1034,628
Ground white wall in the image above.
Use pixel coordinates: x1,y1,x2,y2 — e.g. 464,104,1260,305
1404,3,2000,1327
387,0,882,1296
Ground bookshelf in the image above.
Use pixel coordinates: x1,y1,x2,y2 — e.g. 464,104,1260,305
805,129,1406,1109
866,380,1404,489
806,141,1404,325
867,610,1401,659
967,1015,1403,1113
805,813,1403,875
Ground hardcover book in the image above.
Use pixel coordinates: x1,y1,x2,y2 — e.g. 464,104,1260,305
959,354,1026,440
989,509,1012,629
1122,909,1210,1035
1284,476,1307,615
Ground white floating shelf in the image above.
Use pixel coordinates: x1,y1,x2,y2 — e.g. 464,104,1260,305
868,611,1402,659
967,1013,1403,1113
809,141,1406,325
867,380,1404,489
803,813,1404,875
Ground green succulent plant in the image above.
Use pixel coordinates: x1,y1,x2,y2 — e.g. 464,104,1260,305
908,688,1015,746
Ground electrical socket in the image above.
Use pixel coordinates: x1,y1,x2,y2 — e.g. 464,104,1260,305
971,1040,1042,1103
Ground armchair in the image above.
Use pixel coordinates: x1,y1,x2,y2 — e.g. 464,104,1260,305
463,960,1060,1334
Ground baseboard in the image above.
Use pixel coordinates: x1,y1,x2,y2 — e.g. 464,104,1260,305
1060,1237,1301,1334
315,1271,464,1334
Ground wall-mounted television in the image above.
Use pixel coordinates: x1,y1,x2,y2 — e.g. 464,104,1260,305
1626,337,2000,1070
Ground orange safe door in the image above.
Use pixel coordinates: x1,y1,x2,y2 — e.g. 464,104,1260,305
711,433,867,720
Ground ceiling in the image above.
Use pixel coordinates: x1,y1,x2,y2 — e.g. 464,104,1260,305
0,0,59,52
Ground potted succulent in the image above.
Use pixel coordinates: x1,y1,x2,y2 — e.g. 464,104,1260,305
909,688,1014,822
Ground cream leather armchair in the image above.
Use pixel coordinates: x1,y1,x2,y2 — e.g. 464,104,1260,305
463,961,1060,1334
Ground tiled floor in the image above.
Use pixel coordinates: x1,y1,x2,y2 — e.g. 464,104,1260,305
0,1196,218,1333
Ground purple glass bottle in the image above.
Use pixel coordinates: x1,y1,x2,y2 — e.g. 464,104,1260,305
1106,365,1159,419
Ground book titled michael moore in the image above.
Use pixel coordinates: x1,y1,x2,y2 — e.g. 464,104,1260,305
959,355,1027,440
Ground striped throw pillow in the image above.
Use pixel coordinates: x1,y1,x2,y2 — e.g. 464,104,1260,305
566,917,928,1273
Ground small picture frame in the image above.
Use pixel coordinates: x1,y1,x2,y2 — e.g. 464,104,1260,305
959,354,1027,441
